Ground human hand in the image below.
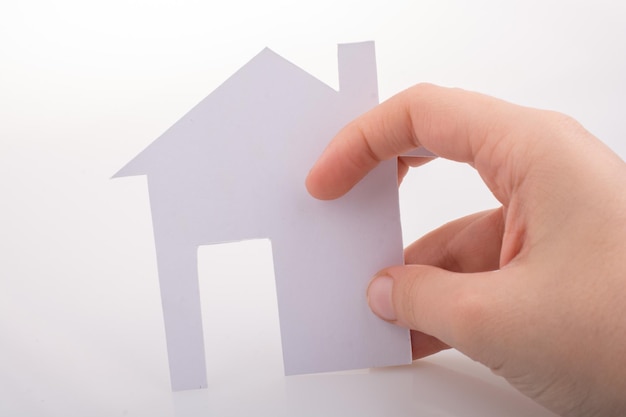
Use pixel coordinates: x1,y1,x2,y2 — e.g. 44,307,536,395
306,84,626,417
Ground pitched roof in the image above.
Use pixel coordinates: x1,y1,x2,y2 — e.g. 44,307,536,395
113,47,340,178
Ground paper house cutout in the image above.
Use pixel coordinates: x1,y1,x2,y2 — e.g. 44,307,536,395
114,41,412,391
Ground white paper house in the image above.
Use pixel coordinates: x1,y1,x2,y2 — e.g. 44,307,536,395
114,42,411,391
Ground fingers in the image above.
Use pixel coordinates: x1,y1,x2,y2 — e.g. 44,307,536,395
306,83,540,202
401,209,504,359
404,208,505,272
367,265,507,360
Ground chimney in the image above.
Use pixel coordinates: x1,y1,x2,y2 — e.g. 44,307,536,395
337,41,379,106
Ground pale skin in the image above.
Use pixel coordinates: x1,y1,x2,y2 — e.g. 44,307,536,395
306,84,626,417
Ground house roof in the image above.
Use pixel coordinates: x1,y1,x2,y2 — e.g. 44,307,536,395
113,47,343,178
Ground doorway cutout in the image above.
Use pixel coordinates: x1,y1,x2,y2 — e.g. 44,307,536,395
197,239,283,379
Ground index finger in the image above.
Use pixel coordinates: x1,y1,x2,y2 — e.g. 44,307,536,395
305,83,537,202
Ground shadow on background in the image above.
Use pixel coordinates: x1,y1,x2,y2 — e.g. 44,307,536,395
172,357,557,417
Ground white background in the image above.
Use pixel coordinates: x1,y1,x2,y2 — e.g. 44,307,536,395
1,1,624,416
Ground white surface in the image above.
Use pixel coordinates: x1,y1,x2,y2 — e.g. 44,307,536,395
1,0,624,415
114,42,410,390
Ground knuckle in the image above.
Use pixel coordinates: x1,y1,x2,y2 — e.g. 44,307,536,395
397,274,423,326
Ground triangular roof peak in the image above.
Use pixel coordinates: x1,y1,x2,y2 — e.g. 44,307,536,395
113,42,376,178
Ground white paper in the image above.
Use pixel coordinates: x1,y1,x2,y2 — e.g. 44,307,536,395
114,41,411,391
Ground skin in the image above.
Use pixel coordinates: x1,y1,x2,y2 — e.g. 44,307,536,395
305,84,626,417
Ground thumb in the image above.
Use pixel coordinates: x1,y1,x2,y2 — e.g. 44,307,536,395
367,265,504,359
